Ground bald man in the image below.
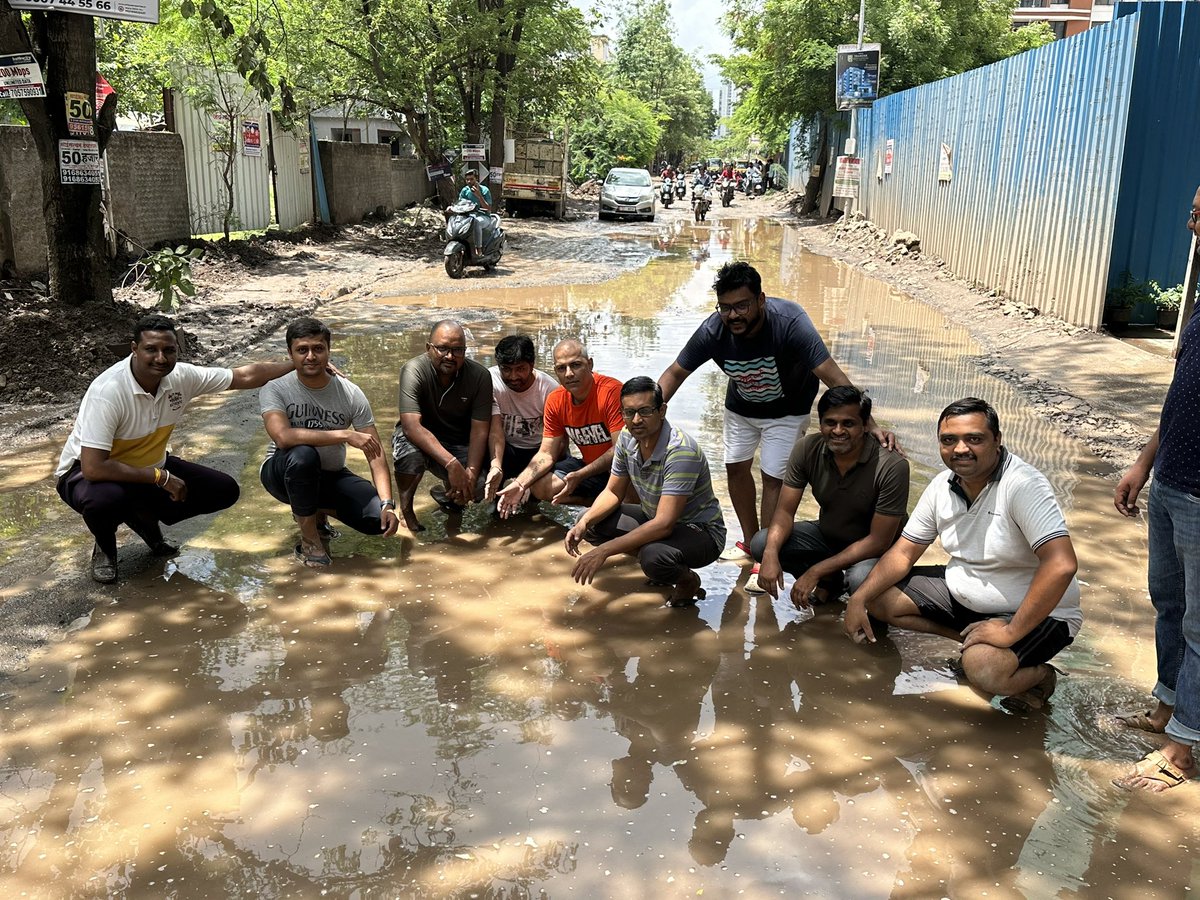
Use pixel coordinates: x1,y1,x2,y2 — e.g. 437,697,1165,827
392,320,493,530
496,339,626,517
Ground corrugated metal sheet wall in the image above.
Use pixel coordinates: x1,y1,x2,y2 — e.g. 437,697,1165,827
174,86,272,235
270,115,314,231
1109,1,1200,293
854,14,1140,329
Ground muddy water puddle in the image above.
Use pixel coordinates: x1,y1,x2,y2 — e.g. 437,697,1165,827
1,217,1197,896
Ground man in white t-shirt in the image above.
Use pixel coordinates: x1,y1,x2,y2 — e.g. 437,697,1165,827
55,314,296,584
484,334,559,500
844,397,1082,711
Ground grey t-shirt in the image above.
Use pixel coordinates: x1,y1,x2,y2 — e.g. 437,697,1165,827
260,372,375,471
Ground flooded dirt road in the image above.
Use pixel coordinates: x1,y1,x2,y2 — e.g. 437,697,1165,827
1,215,1197,897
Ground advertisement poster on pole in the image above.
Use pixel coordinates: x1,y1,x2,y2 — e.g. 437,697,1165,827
938,143,953,182
58,139,102,185
242,118,262,156
0,52,46,99
65,91,94,136
461,143,486,162
9,0,160,25
489,166,504,184
426,162,453,181
835,44,880,110
884,139,894,175
833,155,860,198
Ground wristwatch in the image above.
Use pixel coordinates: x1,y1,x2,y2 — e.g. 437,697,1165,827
381,499,396,510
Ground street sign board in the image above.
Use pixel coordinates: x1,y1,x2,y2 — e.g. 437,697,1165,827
461,143,486,161
9,0,159,25
836,44,881,110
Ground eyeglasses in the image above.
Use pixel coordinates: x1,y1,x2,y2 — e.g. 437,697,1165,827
1191,209,1200,226
428,344,467,357
621,405,661,419
715,298,755,317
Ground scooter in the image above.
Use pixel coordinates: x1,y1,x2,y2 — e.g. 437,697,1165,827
720,177,735,208
443,199,504,278
692,185,711,223
661,178,674,208
675,178,686,200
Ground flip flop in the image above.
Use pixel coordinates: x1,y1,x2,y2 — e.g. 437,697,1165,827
294,542,332,568
1115,711,1165,734
1113,749,1193,792
718,541,753,564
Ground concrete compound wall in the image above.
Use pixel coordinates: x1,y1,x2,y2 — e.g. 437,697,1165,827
0,127,191,275
318,140,432,225
0,127,45,277
105,131,192,252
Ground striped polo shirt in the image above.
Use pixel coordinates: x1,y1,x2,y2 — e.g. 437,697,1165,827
611,421,726,550
56,357,233,478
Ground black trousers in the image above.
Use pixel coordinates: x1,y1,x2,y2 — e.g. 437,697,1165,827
57,456,240,559
260,446,385,534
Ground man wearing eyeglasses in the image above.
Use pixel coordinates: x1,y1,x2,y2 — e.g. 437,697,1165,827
496,339,626,515
659,261,892,573
392,320,493,531
566,376,725,608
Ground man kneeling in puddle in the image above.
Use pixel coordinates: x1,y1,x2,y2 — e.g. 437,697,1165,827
565,376,725,607
260,318,399,566
843,398,1082,711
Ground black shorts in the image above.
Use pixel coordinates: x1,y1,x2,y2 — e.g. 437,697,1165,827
552,456,608,501
896,566,1073,667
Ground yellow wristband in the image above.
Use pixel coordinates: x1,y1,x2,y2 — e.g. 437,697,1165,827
152,467,162,486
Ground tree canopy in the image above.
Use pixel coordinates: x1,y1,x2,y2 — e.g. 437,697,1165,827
720,0,1054,149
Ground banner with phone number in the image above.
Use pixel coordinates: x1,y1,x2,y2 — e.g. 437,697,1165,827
8,0,159,25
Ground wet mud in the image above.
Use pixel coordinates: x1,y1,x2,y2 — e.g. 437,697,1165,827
1,216,1197,897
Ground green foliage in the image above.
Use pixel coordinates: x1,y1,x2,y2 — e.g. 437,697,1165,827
719,0,1055,146
132,245,204,312
604,0,715,162
1154,282,1184,311
570,87,662,178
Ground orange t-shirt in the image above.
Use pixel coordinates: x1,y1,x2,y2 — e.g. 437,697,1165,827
542,373,625,464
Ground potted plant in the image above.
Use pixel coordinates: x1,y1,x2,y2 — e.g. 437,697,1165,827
1155,282,1184,330
1105,272,1148,326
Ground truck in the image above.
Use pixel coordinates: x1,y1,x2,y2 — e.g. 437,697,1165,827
503,131,569,219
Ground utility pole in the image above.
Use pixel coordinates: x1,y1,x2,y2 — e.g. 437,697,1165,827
845,0,866,217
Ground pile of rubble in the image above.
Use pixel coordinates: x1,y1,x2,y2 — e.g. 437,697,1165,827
832,212,923,264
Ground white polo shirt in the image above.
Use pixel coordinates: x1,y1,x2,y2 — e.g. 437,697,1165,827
55,357,233,478
901,449,1083,636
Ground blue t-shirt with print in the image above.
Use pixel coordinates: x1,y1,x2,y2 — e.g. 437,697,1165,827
676,296,831,419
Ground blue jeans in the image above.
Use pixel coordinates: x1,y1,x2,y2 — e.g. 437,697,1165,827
1148,478,1200,747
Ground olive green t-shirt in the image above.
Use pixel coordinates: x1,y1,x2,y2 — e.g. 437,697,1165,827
784,433,910,547
396,355,493,446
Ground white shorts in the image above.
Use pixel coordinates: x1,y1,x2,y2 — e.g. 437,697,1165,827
722,411,810,478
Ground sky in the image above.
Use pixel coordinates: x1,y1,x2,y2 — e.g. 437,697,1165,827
574,0,733,97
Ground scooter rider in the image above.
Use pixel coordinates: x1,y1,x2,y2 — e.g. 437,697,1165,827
457,167,494,258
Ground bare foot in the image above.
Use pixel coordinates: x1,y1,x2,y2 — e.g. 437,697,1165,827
400,506,426,533
666,570,704,608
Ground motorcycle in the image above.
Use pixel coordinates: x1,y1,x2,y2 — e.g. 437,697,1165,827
692,185,711,223
661,178,674,208
720,177,735,208
443,199,504,278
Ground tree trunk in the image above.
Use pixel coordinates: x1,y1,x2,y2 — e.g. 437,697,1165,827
3,8,112,305
799,114,828,216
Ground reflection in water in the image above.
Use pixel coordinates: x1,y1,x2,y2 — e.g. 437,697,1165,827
1,217,1197,896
